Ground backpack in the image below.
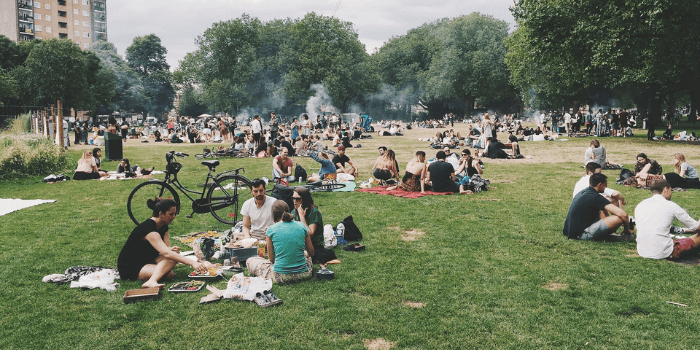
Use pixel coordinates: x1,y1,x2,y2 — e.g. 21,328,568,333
616,168,634,185
468,174,490,193
294,164,308,182
270,184,298,210
340,215,362,242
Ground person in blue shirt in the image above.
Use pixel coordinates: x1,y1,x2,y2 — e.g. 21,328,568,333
307,151,337,182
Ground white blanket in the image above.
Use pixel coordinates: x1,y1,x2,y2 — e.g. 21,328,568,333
0,198,56,217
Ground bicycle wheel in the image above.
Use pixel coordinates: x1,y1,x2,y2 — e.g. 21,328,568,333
310,183,346,192
127,180,180,225
206,175,253,225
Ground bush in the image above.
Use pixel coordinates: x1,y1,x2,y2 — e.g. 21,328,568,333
0,134,73,179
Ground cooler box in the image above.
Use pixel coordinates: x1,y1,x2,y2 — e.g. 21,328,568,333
225,247,258,264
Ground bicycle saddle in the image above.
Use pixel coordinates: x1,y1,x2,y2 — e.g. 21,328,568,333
201,160,220,169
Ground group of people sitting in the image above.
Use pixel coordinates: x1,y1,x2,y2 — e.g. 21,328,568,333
371,146,486,194
565,162,700,261
119,179,335,288
72,147,153,180
272,145,359,184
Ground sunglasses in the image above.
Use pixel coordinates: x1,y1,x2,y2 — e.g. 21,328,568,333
292,197,302,201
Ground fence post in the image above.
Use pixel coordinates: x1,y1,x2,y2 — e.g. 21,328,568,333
57,100,64,148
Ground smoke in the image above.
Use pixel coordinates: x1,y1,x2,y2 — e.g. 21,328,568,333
235,109,252,125
306,84,338,122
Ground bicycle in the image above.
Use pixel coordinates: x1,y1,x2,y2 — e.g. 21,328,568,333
127,150,253,226
194,147,241,160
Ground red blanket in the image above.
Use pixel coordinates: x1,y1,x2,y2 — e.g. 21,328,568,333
356,186,452,198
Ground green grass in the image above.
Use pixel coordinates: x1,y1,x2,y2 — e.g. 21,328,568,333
2,125,700,349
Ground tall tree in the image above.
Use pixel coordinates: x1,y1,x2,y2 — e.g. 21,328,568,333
90,41,147,113
126,34,175,117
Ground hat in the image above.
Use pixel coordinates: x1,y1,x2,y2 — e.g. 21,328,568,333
338,146,346,150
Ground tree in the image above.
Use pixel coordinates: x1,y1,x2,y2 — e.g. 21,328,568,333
90,41,147,113
126,34,175,116
20,39,113,111
0,68,18,106
177,85,208,117
423,13,515,116
507,0,700,124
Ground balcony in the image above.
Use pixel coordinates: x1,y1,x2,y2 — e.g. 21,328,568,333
17,1,33,10
59,33,67,39
58,11,67,17
59,22,67,28
58,0,66,5
18,14,33,23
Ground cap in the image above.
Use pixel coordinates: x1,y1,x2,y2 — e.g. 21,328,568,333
338,146,346,150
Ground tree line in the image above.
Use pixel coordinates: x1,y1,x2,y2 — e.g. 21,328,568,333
1,4,698,124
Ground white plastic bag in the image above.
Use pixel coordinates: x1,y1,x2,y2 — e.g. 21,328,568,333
323,224,337,248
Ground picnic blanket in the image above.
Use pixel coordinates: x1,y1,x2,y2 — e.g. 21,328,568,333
356,186,452,198
0,198,56,217
335,181,356,192
100,170,163,181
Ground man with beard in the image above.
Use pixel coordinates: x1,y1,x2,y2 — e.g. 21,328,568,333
241,178,276,240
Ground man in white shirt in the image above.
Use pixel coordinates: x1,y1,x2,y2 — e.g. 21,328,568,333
251,115,262,149
564,110,572,136
241,178,276,240
539,110,546,129
634,179,700,259
573,162,625,208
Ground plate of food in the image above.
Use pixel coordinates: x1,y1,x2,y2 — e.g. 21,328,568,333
168,280,206,293
188,266,222,279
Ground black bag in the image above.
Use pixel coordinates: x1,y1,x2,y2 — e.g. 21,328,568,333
617,168,634,185
270,184,298,209
340,215,362,241
313,245,337,265
294,164,308,182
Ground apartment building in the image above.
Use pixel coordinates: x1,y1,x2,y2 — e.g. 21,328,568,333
0,0,107,49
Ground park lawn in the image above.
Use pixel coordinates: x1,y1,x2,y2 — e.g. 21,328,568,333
2,125,700,349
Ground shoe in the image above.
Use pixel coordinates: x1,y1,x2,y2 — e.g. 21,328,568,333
264,290,283,306
254,292,270,307
343,243,366,252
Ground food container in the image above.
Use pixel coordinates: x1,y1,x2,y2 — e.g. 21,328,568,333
225,247,258,265
123,287,161,303
168,281,205,293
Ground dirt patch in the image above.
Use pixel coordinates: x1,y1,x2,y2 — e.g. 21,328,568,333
543,282,568,291
401,229,425,241
474,198,502,201
403,301,425,308
364,338,396,350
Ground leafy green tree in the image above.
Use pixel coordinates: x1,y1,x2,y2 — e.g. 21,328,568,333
90,41,147,113
126,34,175,116
507,0,700,123
177,85,208,117
0,68,18,106
20,39,113,111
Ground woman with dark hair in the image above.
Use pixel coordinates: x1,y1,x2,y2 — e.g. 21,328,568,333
291,187,336,263
245,200,315,284
290,117,300,142
372,149,399,183
634,153,664,188
387,150,427,193
118,198,205,288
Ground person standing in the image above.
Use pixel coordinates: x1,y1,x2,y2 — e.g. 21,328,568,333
269,112,279,140
251,115,262,149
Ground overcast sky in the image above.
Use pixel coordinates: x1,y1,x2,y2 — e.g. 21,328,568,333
108,0,516,70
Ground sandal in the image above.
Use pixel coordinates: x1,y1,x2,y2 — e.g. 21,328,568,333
264,290,283,306
343,243,366,252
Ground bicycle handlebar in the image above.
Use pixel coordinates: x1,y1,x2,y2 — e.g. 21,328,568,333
168,150,189,158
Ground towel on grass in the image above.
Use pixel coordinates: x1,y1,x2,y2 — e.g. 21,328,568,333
356,187,452,198
0,198,56,216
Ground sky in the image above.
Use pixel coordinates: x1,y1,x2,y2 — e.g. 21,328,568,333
108,0,517,71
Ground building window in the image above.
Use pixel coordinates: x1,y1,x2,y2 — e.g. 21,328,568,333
59,22,67,28
83,21,89,27
59,33,67,39
82,10,89,17
36,25,42,32
46,15,51,21
74,0,78,3
46,26,51,33
74,30,79,36
34,13,41,20
58,11,67,17
83,0,88,5
73,9,78,15
74,19,79,25
34,1,40,8
45,3,50,10
83,32,89,38
58,0,66,5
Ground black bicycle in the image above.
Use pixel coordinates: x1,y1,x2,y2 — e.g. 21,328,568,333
127,150,253,225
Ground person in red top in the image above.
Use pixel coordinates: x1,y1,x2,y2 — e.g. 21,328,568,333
273,147,294,182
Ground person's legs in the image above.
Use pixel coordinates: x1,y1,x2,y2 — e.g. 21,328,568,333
246,257,274,280
138,255,177,288
670,236,700,259
579,216,623,241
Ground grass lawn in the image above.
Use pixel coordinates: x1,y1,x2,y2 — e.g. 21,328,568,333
2,123,700,349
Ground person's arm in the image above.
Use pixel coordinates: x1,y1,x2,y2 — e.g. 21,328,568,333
266,235,275,264
604,204,631,234
347,160,358,175
272,158,283,177
242,215,252,239
145,232,204,271
638,163,652,178
335,160,346,173
304,232,315,257
454,159,466,175
679,164,687,178
472,159,483,175
602,188,626,207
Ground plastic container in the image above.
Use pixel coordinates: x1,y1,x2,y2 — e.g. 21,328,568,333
335,223,347,245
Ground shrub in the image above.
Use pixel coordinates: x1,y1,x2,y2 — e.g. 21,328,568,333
0,134,73,179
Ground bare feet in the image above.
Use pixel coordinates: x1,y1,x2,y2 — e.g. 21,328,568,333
142,281,165,290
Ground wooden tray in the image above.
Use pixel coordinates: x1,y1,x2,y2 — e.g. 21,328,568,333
123,287,161,304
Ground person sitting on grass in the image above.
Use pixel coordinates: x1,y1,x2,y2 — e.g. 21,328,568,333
291,187,336,264
245,200,315,284
634,179,700,260
72,150,108,180
573,162,626,208
563,173,634,241
272,147,294,183
92,148,109,177
241,178,276,240
117,198,206,289
634,153,664,188
333,146,359,178
663,153,700,189
372,148,399,184
387,151,426,193
307,151,337,182
426,150,459,193
454,149,483,181
117,158,154,177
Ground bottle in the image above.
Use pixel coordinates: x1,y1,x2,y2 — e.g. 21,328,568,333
336,223,345,239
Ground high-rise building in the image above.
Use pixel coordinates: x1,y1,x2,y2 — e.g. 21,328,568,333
0,0,107,49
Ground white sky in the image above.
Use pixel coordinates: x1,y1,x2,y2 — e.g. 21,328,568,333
107,0,516,70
